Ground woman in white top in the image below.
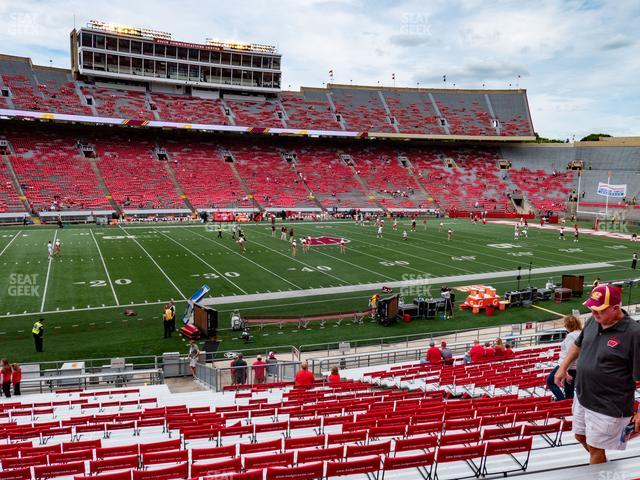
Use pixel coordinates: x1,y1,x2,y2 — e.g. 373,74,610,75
546,314,582,400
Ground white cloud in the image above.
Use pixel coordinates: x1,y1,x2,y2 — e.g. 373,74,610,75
0,0,638,139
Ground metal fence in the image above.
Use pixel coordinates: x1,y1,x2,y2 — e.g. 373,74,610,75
306,328,568,376
298,317,566,358
196,361,301,392
20,369,164,394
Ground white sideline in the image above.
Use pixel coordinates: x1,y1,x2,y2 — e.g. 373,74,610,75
201,261,613,306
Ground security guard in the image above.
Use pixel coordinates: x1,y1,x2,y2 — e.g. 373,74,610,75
32,318,45,352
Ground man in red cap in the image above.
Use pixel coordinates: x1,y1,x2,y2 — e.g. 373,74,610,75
555,284,640,464
425,341,442,365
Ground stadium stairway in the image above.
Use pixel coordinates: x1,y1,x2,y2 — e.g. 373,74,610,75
85,157,122,216
226,160,263,211
340,154,388,211
376,91,401,134
288,160,327,211
1,151,30,213
158,150,196,214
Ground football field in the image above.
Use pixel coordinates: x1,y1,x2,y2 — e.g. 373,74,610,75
0,219,638,362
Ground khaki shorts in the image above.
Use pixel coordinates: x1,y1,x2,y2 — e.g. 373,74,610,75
572,397,631,451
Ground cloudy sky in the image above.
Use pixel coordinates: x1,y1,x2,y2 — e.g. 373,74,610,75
1,0,639,139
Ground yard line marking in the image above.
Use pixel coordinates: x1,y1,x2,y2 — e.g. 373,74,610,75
118,225,186,299
90,229,119,305
251,226,396,282
0,230,22,257
152,228,248,295
334,227,475,273
0,262,630,320
344,222,528,269
532,304,564,318
182,227,303,290
40,229,58,312
225,230,352,286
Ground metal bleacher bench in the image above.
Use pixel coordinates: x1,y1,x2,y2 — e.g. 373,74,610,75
21,369,163,393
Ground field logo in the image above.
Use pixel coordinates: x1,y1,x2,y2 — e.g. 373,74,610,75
306,236,350,246
8,273,40,297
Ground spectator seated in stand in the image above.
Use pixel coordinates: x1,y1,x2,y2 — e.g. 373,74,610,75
465,339,486,364
441,341,454,365
327,366,341,385
504,343,516,359
422,341,442,365
294,361,315,387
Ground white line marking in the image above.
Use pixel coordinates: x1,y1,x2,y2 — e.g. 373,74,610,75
233,230,351,285
40,229,58,312
202,261,615,306
0,262,630,320
90,229,119,305
118,225,186,299
183,227,303,290
0,230,22,257
152,228,248,295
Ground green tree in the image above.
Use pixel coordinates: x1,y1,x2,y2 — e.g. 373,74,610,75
580,133,612,142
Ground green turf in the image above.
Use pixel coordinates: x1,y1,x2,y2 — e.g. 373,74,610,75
0,219,638,363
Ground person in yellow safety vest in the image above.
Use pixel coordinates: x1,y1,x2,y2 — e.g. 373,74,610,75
163,306,173,338
32,318,45,352
370,294,380,310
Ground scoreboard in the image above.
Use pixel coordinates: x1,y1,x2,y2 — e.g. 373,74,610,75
70,20,282,94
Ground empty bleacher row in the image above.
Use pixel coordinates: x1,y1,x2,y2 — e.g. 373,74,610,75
2,129,539,213
2,343,639,480
0,55,534,137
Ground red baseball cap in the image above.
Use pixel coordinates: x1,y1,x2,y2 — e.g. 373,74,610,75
583,284,622,312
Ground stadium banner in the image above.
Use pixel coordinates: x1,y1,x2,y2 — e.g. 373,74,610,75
0,108,359,138
596,182,627,198
0,109,535,141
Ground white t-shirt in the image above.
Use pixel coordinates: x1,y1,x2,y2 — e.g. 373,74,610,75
560,330,581,369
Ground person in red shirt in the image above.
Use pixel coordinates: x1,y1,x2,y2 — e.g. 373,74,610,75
426,341,442,365
504,344,516,359
0,359,11,398
467,339,486,363
484,342,495,359
252,355,267,384
11,364,21,396
494,338,505,357
327,366,341,385
295,361,315,387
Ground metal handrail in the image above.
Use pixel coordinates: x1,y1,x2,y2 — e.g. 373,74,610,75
20,368,164,393
195,361,301,392
298,317,565,357
306,329,567,376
